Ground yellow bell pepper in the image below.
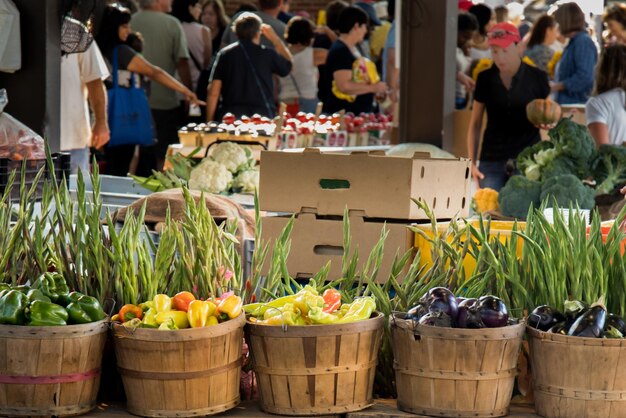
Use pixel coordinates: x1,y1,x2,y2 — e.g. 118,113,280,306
335,297,376,324
139,301,155,312
153,294,172,312
294,289,324,316
218,295,242,319
207,315,218,326
188,300,212,328
156,310,190,329
141,308,158,328
158,318,177,330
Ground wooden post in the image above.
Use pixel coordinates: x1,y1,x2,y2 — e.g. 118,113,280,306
0,0,61,152
398,0,457,151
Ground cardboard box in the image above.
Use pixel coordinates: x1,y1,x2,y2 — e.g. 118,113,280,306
259,149,471,220
261,211,414,282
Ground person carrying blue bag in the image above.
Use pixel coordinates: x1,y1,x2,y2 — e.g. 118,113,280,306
95,3,205,177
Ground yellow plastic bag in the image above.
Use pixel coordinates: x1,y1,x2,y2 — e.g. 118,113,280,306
332,57,380,102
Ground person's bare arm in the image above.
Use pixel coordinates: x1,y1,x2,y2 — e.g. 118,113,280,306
334,69,387,95
467,100,486,188
127,55,204,105
202,27,213,68
177,58,193,90
313,48,328,66
85,78,110,149
386,46,399,102
261,24,292,63
206,80,222,122
588,122,610,147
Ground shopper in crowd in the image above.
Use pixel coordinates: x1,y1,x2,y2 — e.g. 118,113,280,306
200,0,230,57
97,3,202,176
321,6,387,115
172,0,212,93
131,0,193,175
221,0,286,49
467,23,550,191
60,42,110,174
280,17,327,114
586,44,626,146
494,6,508,24
314,0,347,104
524,15,558,74
603,3,626,45
551,2,597,105
382,0,398,105
278,0,294,24
207,12,292,120
235,2,258,14
507,2,531,39
456,12,479,110
469,4,496,60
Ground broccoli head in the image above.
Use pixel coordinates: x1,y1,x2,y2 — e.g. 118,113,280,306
592,144,626,195
548,118,596,178
498,175,542,219
540,174,595,209
516,141,555,180
541,156,577,180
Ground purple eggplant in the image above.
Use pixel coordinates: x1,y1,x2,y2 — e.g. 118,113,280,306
528,305,566,332
407,304,427,321
418,311,452,328
420,287,459,320
548,321,568,335
477,296,509,328
456,298,485,329
605,313,626,336
567,305,607,338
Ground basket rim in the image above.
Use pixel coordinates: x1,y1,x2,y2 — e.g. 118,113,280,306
0,317,109,338
245,311,384,336
111,311,245,341
526,324,626,346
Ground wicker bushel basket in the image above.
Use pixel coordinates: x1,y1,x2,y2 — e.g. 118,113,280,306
528,326,626,418
392,316,525,417
246,312,384,416
0,319,108,417
112,313,245,417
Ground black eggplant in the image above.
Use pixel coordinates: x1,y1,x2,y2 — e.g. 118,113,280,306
477,296,509,328
528,305,566,332
420,287,459,320
606,313,626,335
407,304,427,321
456,298,485,329
548,321,568,335
418,311,452,328
567,305,607,338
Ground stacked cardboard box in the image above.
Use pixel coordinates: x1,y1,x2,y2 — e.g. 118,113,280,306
258,149,472,282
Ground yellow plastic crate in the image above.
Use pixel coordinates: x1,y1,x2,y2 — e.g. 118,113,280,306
413,220,525,277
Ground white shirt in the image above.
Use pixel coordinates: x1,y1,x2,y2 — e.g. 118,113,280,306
0,0,20,73
586,88,626,146
280,47,317,100
60,42,109,151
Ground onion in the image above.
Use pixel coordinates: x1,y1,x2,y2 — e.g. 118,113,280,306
477,295,509,328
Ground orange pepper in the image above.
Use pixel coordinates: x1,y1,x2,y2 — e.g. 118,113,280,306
118,304,143,323
172,291,196,312
322,289,342,313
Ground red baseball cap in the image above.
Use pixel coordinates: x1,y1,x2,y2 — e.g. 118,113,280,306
487,22,521,48
458,0,473,12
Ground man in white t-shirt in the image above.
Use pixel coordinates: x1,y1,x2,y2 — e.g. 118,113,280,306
60,42,110,173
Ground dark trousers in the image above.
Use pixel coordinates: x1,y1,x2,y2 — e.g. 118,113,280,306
136,105,185,177
104,144,135,177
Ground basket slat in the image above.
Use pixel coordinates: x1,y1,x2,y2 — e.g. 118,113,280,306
246,313,384,416
392,317,524,418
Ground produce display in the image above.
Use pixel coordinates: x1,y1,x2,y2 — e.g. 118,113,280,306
244,285,376,325
529,299,625,338
405,287,511,328
0,273,106,326
112,291,243,330
132,141,258,194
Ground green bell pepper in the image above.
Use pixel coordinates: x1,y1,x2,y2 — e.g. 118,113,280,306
34,272,70,305
0,290,28,325
0,284,10,293
66,294,106,324
28,300,68,326
26,289,51,303
13,285,31,293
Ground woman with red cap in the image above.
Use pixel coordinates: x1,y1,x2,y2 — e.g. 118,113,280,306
466,22,551,191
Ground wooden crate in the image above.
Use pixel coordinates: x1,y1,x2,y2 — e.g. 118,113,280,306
528,326,626,418
0,319,108,416
392,317,525,417
112,314,245,417
246,313,384,416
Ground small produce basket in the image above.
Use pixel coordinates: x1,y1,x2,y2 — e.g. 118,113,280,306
0,319,108,417
246,312,384,416
392,316,525,417
528,326,626,418
0,153,71,200
112,312,245,417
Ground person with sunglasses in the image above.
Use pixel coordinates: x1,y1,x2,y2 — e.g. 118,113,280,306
467,22,550,191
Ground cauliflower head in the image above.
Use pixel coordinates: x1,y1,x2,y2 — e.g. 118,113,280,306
233,168,260,192
210,142,252,173
188,159,233,193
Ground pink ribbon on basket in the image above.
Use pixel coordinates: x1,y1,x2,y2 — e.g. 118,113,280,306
0,368,100,384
